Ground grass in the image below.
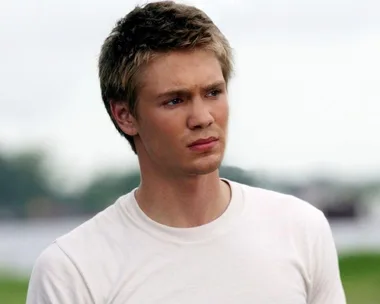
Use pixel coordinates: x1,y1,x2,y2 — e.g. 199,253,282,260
0,276,28,304
1,253,379,303
339,252,380,304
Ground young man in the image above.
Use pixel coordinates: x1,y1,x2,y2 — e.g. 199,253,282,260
26,1,346,303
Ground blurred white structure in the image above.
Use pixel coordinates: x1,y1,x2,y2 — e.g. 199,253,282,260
1,213,380,277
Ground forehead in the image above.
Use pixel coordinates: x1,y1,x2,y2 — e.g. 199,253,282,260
138,49,224,94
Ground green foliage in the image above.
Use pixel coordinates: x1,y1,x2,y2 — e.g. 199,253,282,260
0,146,257,218
0,147,376,219
79,170,141,212
219,165,255,185
0,150,53,217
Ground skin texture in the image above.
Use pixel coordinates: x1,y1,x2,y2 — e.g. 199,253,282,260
111,49,231,228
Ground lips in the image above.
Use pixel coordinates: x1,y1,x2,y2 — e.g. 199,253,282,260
188,137,218,147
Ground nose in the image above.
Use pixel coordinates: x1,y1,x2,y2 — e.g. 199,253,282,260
187,97,215,129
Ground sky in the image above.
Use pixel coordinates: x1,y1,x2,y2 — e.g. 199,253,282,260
1,0,380,187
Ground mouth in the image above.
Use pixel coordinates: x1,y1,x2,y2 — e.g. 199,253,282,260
188,136,218,147
187,137,219,152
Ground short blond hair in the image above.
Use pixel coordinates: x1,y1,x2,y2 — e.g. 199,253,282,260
98,1,233,153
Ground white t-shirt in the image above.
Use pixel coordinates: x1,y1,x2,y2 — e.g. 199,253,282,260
26,180,346,304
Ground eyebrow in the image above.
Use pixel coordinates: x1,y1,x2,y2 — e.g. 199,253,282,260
155,80,226,100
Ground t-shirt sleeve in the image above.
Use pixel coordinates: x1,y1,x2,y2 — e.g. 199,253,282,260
26,242,94,304
308,211,347,304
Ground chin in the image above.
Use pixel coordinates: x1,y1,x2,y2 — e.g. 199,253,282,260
186,153,223,176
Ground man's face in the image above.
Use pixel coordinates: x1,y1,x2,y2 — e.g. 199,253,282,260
133,49,229,176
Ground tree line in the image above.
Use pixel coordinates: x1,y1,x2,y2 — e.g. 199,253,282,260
0,149,257,219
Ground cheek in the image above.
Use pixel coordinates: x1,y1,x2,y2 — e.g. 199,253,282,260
141,114,182,145
214,100,229,126
156,116,182,137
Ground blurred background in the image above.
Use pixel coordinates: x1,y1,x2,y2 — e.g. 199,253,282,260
1,0,379,303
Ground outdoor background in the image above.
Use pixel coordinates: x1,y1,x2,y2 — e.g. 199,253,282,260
1,0,380,303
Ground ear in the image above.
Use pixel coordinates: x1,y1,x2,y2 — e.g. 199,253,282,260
109,101,138,136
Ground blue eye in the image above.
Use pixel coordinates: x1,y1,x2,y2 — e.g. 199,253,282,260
207,89,222,97
166,98,183,106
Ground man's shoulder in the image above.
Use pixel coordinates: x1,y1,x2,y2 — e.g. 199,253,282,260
43,193,131,264
29,193,134,302
32,241,73,274
234,181,331,254
233,181,325,223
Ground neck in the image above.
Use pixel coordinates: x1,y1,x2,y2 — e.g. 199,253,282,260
135,169,231,228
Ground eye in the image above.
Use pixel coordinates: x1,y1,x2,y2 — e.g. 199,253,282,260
206,89,222,98
166,98,183,106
